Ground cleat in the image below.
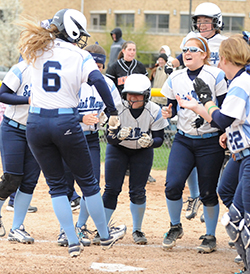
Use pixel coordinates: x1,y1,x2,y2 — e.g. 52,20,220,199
71,197,81,211
200,213,205,223
234,254,243,264
132,230,147,245
147,174,156,183
6,204,37,213
57,228,68,246
8,224,34,244
185,197,202,220
100,224,126,248
68,243,83,258
75,224,91,246
92,231,100,245
234,267,248,274
0,216,6,237
162,223,183,250
197,234,216,253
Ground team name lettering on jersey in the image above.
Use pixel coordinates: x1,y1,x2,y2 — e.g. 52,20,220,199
118,76,128,86
78,96,104,110
23,84,31,97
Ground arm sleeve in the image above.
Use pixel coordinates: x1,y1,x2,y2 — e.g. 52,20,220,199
167,98,177,117
0,83,29,105
151,129,165,148
88,70,117,114
210,109,235,131
176,53,184,67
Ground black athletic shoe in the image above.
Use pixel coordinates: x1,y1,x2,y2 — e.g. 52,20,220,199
162,223,183,250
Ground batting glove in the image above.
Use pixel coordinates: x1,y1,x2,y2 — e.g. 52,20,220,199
193,77,212,105
108,115,120,130
138,133,153,148
99,112,108,127
117,126,132,140
164,62,173,75
191,115,204,129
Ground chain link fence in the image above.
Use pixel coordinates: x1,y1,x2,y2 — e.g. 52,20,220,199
99,118,177,171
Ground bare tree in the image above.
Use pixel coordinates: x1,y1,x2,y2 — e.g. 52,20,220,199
0,0,22,69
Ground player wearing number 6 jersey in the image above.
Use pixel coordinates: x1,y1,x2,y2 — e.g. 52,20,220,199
17,8,126,257
102,74,168,244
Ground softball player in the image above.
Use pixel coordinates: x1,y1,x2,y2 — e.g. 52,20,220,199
161,37,227,253
166,2,228,221
58,43,122,247
102,74,168,244
18,9,126,257
106,41,148,95
0,60,41,240
176,34,250,274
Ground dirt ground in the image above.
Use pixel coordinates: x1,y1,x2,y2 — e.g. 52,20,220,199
0,165,243,274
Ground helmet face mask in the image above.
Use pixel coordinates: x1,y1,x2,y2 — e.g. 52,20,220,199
51,9,90,48
191,3,223,32
121,74,151,108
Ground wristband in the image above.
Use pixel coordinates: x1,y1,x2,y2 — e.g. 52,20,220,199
208,105,218,114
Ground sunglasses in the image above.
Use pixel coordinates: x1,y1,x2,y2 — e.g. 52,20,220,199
182,46,204,53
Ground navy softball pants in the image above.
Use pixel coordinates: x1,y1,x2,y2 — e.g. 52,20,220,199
0,116,40,194
103,143,153,209
218,157,240,209
65,132,100,199
26,108,100,198
165,132,225,206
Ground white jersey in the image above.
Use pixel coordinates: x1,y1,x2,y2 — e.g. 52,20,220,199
30,38,99,109
3,60,31,125
220,71,250,153
180,32,228,67
116,101,169,149
78,75,121,131
161,65,227,135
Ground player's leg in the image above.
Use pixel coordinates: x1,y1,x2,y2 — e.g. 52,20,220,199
163,134,194,249
0,121,27,237
185,167,202,220
196,136,224,253
129,148,153,244
102,144,128,224
26,112,81,256
9,142,40,243
218,157,240,209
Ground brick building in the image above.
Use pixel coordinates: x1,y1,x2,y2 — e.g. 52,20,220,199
15,0,250,65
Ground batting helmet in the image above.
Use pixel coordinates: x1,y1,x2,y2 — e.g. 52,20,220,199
51,9,90,48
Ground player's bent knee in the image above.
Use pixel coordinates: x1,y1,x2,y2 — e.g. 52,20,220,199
0,173,23,200
130,194,146,205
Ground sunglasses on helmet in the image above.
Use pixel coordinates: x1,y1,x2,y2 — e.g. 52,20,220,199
182,46,204,53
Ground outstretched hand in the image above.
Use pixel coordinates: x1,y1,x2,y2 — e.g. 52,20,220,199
175,94,198,110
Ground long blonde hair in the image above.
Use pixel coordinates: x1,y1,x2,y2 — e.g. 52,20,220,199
17,19,59,64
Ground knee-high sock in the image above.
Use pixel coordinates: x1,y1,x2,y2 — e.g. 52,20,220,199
104,208,114,226
203,204,219,236
85,192,109,239
52,195,78,245
0,199,6,217
12,189,32,230
76,197,89,227
130,201,146,232
166,198,182,225
187,168,200,199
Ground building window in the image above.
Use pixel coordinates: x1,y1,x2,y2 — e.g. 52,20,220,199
223,16,244,32
180,15,192,33
145,14,169,33
115,14,134,28
90,14,107,30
